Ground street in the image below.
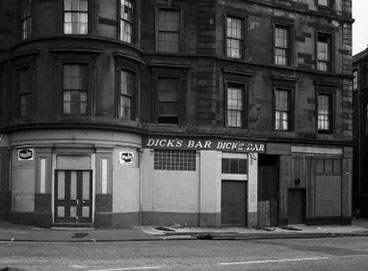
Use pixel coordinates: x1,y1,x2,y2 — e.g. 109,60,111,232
1,236,368,270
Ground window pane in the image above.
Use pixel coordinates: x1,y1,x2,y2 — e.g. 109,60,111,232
154,150,196,171
227,17,242,39
120,95,131,118
121,20,132,42
275,27,288,48
64,0,88,34
63,64,88,114
158,79,178,101
227,86,243,127
159,10,179,31
333,159,341,175
316,158,324,174
226,17,243,59
158,78,179,123
317,34,331,71
318,94,331,131
318,0,328,6
20,94,29,117
158,10,180,53
324,159,333,175
158,32,179,53
353,70,358,90
121,0,133,21
275,89,289,130
275,48,287,65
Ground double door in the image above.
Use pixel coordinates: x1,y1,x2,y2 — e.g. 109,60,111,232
54,170,92,224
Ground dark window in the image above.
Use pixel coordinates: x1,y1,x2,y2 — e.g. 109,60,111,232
316,158,341,175
120,0,133,43
158,10,180,53
154,150,196,171
226,16,243,59
18,67,31,117
64,0,88,34
353,70,358,90
275,89,290,131
274,26,289,66
317,94,332,133
157,78,179,124
226,85,244,127
62,64,88,114
119,70,134,119
20,0,32,39
222,158,247,174
317,33,331,72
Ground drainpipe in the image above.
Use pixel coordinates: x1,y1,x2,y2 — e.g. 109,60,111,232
139,148,143,226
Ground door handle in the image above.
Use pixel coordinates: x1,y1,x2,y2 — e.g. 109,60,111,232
76,199,80,205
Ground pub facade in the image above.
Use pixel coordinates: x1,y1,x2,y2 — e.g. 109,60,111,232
0,0,353,228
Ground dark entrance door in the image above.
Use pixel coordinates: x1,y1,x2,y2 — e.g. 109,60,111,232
221,180,247,226
54,170,92,224
258,155,279,226
288,189,306,224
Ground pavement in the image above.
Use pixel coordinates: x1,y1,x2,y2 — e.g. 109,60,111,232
1,219,368,242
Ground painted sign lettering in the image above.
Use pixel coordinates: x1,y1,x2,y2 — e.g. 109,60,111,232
143,137,265,153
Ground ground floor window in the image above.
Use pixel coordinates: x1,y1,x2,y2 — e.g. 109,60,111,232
154,150,196,171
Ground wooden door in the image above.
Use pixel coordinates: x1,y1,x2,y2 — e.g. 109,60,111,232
288,189,306,224
54,170,92,224
221,180,247,226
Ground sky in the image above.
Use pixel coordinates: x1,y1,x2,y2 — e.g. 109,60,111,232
353,0,368,55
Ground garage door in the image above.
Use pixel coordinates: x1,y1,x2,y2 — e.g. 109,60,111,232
221,180,247,226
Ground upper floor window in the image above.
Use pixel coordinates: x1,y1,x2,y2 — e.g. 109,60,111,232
353,70,358,90
317,33,331,72
275,89,290,131
226,16,243,59
20,0,32,39
226,84,244,128
157,78,179,124
64,0,88,35
274,26,289,66
63,64,88,114
318,0,330,6
317,93,332,133
158,10,180,53
120,0,134,43
362,65,367,87
119,70,134,119
18,67,31,117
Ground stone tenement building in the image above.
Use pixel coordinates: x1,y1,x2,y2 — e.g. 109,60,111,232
353,48,368,217
0,0,353,228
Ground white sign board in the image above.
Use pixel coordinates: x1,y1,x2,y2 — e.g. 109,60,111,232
18,148,34,161
119,151,134,164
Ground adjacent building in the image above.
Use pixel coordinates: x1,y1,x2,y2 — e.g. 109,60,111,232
353,47,368,217
0,0,353,228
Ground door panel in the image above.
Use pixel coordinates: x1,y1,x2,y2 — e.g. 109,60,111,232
54,170,92,224
288,189,306,224
221,181,247,226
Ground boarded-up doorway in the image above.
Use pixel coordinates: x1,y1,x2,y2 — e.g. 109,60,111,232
221,180,247,226
288,189,306,224
258,155,279,226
